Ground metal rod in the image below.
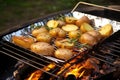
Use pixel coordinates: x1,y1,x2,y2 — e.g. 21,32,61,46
71,2,120,13
88,54,114,66
100,50,120,57
111,42,120,46
100,45,120,54
2,47,50,69
0,50,59,78
1,41,62,67
105,44,120,50
94,53,114,61
106,47,120,53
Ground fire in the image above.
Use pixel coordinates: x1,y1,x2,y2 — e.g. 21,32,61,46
65,64,85,78
55,55,84,77
27,70,42,80
79,70,85,78
43,63,56,71
57,63,71,75
27,63,56,80
27,62,87,80
27,57,98,80
69,55,82,64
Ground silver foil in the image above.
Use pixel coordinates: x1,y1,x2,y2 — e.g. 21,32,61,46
3,11,120,41
2,11,120,62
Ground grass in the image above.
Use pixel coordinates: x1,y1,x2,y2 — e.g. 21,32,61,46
0,0,119,32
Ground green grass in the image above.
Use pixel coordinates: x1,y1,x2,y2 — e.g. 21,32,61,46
0,0,119,32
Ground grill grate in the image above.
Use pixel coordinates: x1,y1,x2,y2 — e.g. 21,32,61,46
0,40,61,78
0,31,120,80
90,30,120,68
0,40,87,80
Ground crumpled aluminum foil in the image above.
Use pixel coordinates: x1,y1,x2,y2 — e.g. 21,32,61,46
3,11,120,42
2,11,120,63
73,11,120,33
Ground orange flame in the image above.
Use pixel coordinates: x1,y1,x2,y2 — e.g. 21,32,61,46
79,70,85,78
27,70,42,80
27,63,56,80
65,65,84,78
27,56,88,80
57,63,70,75
56,55,83,77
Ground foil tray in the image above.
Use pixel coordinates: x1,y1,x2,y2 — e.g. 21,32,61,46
1,11,120,63
2,10,120,41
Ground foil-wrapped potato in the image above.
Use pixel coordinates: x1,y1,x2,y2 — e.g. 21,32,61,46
55,38,74,49
57,20,66,27
32,27,48,37
47,20,59,28
49,28,66,38
65,16,77,24
36,32,52,43
79,30,101,46
87,30,102,41
62,24,78,32
76,16,91,27
30,42,54,56
54,48,73,60
12,36,35,49
99,24,113,38
80,22,94,33
68,30,81,39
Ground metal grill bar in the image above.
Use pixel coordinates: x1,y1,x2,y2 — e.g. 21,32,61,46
0,40,62,67
116,39,120,43
88,54,115,66
110,42,120,46
0,41,65,78
108,47,120,52
104,44,120,50
1,40,85,78
93,53,115,61
99,50,119,57
2,47,52,69
104,47,120,53
0,50,59,78
90,31,120,68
